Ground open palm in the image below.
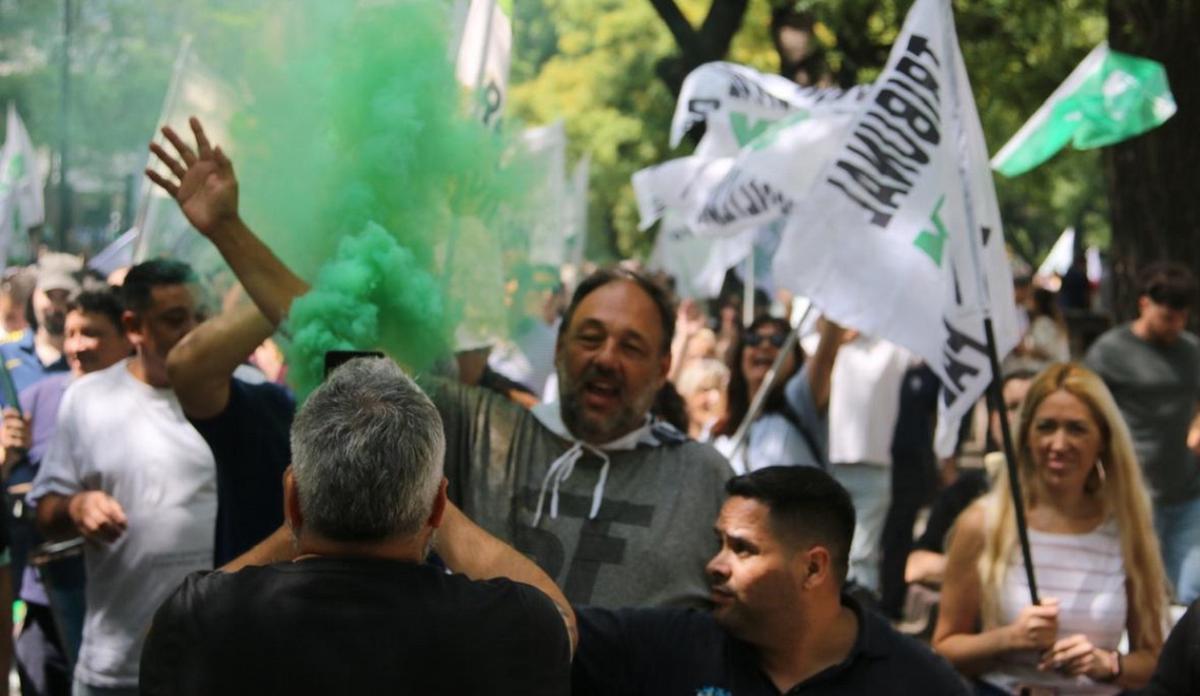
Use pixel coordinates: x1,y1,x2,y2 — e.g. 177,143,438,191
146,117,239,236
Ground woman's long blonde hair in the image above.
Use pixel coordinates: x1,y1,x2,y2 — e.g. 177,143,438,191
977,362,1169,651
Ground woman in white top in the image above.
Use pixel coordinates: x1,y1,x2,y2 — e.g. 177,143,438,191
713,315,844,473
933,363,1168,694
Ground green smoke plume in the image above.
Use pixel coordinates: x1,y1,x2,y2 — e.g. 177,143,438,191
223,0,530,398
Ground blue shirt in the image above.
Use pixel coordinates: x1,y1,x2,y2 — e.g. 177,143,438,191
0,329,69,411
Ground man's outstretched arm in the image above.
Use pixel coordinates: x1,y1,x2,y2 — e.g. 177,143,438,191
435,502,577,653
147,117,311,326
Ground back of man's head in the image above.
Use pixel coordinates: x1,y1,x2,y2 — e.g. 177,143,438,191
290,357,445,542
725,466,855,586
1138,261,1196,310
121,259,196,315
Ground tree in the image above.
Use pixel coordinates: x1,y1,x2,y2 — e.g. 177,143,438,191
647,0,749,95
1104,0,1200,320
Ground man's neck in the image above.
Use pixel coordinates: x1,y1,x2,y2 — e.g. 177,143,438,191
33,328,63,367
757,601,858,692
296,533,428,564
1130,317,1173,345
127,355,167,388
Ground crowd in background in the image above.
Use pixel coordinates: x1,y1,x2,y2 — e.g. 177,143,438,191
0,121,1191,695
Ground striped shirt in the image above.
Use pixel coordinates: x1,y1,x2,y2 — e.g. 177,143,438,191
982,517,1126,695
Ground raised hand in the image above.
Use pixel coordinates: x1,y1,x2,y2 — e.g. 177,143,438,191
146,116,239,237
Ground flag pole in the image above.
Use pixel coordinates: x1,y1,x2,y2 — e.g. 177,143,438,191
940,0,1039,604
728,300,814,472
742,251,755,328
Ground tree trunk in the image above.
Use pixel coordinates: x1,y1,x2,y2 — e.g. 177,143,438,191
1104,1,1200,321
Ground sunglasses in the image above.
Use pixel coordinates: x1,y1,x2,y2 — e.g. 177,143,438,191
743,332,787,349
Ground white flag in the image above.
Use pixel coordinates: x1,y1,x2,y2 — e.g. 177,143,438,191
638,63,865,297
454,0,512,129
767,0,1018,457
0,103,46,254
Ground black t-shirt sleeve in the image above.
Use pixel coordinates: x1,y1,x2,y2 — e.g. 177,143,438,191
573,606,709,696
503,582,573,696
1147,599,1200,696
140,571,212,696
572,606,637,696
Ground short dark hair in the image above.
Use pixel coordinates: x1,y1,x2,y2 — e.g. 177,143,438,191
1138,262,1195,310
725,466,855,585
557,267,675,355
120,260,196,315
66,290,124,332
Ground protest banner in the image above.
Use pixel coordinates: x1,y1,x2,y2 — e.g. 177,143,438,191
454,0,512,129
0,103,46,262
992,42,1176,177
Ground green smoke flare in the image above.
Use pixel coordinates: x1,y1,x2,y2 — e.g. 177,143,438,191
224,0,530,398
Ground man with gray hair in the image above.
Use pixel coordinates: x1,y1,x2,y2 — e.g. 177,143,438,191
138,357,574,696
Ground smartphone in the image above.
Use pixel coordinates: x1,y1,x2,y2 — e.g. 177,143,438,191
324,350,385,379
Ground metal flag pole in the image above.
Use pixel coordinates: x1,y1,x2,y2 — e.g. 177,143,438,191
940,0,1038,604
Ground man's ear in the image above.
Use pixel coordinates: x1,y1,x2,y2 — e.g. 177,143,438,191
426,478,449,529
283,467,303,534
121,310,142,345
800,546,833,590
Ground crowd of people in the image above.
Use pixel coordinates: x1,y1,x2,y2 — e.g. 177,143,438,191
0,117,1191,696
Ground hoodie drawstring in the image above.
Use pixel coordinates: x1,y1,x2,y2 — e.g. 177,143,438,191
531,441,611,527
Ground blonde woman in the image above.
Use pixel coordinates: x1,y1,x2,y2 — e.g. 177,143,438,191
933,363,1168,694
674,357,729,442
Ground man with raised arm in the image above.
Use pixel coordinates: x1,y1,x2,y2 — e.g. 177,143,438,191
139,357,573,695
148,117,731,609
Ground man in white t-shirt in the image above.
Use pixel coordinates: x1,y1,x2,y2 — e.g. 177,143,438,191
29,260,216,696
825,335,912,596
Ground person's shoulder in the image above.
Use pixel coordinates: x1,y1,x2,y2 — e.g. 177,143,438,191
230,376,294,408
665,437,734,473
860,609,968,691
60,361,125,401
0,328,27,347
1091,323,1139,351
21,371,70,400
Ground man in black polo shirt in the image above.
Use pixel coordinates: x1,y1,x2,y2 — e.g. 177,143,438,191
573,466,968,695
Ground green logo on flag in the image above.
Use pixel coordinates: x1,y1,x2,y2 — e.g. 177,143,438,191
730,112,776,147
914,195,948,266
745,111,810,151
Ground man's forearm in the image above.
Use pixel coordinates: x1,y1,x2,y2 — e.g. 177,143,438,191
207,217,310,326
435,502,577,648
35,493,77,542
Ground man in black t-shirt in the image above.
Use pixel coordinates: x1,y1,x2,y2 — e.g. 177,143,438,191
140,357,573,696
167,287,294,566
572,466,967,695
